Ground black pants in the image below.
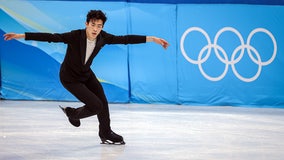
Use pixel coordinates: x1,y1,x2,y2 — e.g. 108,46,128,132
60,72,111,132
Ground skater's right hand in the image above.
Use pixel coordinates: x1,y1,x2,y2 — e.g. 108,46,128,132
3,33,25,41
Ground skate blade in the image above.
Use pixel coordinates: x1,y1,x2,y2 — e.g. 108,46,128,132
59,105,66,113
101,139,125,145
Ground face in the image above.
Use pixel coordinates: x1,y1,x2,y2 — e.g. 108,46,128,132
85,19,103,40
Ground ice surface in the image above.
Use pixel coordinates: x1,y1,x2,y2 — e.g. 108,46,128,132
1,100,284,160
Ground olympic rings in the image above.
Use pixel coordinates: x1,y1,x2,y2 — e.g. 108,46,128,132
180,27,277,82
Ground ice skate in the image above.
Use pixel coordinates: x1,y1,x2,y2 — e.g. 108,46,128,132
59,105,81,127
99,130,125,145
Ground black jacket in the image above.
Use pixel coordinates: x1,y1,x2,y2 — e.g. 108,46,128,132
25,29,146,82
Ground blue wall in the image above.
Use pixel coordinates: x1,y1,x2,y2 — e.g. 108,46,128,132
42,0,284,5
1,0,284,107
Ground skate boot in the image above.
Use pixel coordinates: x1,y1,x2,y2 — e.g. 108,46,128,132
99,130,125,145
59,105,81,127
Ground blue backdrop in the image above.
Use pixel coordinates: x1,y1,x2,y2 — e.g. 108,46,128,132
1,0,284,107
177,4,284,107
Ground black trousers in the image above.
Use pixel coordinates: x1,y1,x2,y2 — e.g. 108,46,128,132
60,72,111,132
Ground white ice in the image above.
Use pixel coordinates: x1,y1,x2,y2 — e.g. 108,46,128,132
1,100,284,160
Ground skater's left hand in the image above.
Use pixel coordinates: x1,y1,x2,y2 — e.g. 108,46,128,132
147,36,170,49
154,37,169,49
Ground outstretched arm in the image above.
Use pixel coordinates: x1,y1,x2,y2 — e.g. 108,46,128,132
146,36,169,49
3,33,25,41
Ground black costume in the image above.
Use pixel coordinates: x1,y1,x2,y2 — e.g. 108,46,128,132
25,29,146,143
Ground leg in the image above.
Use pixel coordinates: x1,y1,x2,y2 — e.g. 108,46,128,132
85,73,125,144
61,81,103,120
61,72,124,143
84,73,111,132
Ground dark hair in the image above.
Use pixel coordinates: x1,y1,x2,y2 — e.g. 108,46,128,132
86,10,107,24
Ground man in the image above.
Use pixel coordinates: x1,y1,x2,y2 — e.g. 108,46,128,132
4,10,169,144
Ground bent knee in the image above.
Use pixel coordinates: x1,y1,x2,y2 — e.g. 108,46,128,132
86,100,104,114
